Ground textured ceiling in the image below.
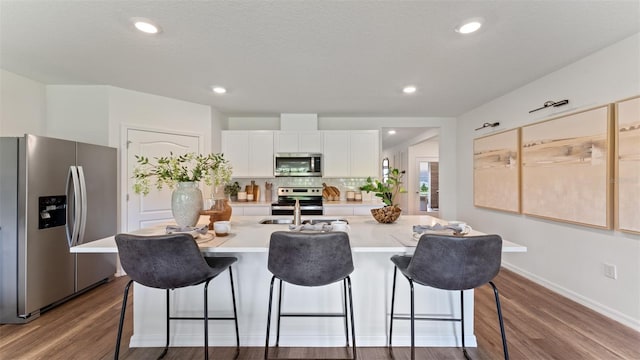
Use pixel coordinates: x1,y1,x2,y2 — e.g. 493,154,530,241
1,1,638,118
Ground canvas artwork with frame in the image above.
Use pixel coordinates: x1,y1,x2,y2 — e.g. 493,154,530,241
521,104,613,229
615,96,640,234
473,128,521,213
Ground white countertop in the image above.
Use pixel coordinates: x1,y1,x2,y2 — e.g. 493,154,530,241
71,215,527,254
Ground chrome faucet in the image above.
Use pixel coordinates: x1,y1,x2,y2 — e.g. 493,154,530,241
293,199,302,226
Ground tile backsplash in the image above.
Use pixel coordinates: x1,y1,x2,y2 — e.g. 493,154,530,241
229,177,373,202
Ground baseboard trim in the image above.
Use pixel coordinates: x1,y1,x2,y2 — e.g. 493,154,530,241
129,334,477,348
502,262,640,331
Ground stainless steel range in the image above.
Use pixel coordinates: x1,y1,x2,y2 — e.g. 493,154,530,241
271,187,323,215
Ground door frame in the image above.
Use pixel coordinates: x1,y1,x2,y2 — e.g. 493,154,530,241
119,124,206,233
410,156,439,215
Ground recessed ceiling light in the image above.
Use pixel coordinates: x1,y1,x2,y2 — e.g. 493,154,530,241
402,86,417,94
388,130,396,135
212,86,227,94
132,18,161,34
456,19,483,34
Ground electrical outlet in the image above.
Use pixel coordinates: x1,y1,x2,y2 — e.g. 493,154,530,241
603,263,617,279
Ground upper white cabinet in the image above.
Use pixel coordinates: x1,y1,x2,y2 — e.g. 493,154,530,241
274,131,322,153
323,130,379,178
221,131,274,178
223,129,378,179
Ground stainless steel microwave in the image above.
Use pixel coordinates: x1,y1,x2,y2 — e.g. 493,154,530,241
274,153,322,177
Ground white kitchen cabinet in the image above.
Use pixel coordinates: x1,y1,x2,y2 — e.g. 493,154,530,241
221,131,274,178
274,131,322,153
322,130,379,178
322,131,350,177
349,131,379,178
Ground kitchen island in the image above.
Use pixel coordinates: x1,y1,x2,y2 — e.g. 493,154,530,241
72,215,526,348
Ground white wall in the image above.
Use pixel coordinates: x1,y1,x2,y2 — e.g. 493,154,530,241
0,70,46,136
457,33,640,329
46,85,109,145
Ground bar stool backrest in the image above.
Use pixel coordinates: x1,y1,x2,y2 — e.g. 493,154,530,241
268,231,354,287
407,234,502,290
115,233,217,289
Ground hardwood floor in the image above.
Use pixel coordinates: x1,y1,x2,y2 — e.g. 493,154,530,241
1,269,638,359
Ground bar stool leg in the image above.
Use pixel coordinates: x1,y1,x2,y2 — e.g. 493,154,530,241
343,279,350,347
275,279,283,347
346,276,356,360
490,281,510,360
409,279,415,360
229,267,240,349
388,266,398,349
204,279,213,360
114,280,133,360
158,289,170,359
461,290,470,360
264,276,276,360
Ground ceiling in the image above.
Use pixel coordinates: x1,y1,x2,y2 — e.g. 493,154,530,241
1,1,638,118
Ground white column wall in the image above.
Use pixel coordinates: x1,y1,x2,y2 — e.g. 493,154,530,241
0,70,46,137
457,33,640,329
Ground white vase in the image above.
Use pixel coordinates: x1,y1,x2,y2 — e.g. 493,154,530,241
171,182,203,227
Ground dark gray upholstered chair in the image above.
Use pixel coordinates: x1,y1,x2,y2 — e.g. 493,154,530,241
389,234,509,360
114,233,239,360
265,231,356,360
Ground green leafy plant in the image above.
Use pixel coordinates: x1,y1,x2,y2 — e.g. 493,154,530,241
420,183,429,194
224,181,241,196
133,152,232,195
359,167,406,207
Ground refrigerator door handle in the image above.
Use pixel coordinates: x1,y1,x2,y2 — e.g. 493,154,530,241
65,166,81,247
77,166,87,246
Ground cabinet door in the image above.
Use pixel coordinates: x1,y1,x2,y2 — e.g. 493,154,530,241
350,131,379,178
298,132,323,153
323,131,350,177
248,131,274,177
274,131,299,153
222,131,249,177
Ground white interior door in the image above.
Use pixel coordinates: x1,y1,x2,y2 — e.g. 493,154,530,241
126,129,200,231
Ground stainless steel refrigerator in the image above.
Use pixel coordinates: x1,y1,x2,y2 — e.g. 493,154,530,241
0,134,117,323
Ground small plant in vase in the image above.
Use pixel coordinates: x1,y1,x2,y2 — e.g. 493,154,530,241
359,167,406,223
224,181,241,201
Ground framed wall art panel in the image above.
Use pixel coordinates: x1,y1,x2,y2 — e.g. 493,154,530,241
474,128,521,213
521,104,613,229
615,96,640,234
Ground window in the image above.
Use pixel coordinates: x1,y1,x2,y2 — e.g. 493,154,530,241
382,158,390,182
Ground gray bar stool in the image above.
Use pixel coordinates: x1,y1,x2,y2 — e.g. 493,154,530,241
114,233,239,360
265,231,356,359
389,234,509,360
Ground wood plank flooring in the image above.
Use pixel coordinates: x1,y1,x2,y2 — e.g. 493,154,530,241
1,269,638,359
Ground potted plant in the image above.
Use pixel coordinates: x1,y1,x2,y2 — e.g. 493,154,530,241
420,183,429,194
224,181,241,201
132,152,232,227
359,167,406,223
